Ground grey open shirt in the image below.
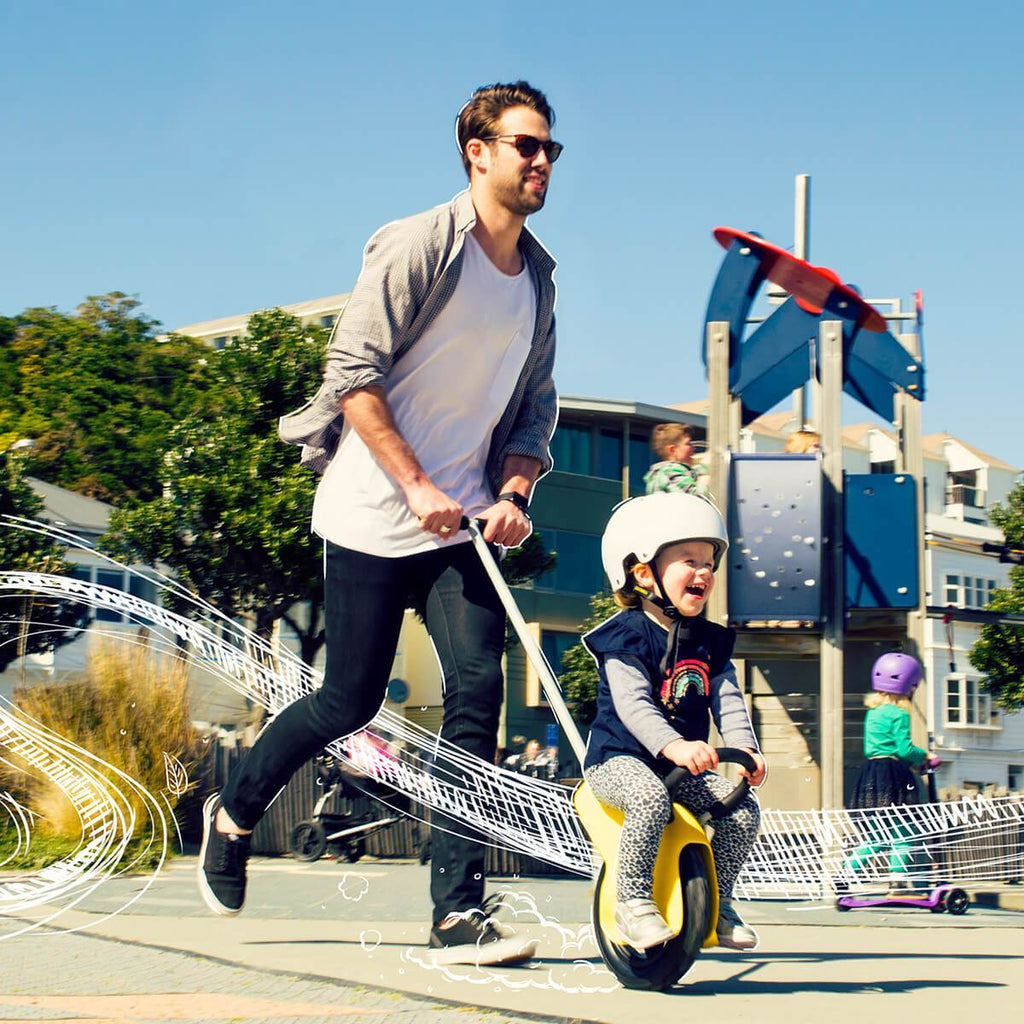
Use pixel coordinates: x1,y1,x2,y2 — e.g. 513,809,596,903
278,191,559,496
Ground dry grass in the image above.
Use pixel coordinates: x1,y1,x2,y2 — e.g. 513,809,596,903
3,636,201,841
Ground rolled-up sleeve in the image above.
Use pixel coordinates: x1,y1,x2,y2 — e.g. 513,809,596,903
499,315,557,475
322,218,440,401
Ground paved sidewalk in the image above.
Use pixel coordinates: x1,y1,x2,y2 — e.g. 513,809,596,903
2,858,1023,1024
0,922,550,1024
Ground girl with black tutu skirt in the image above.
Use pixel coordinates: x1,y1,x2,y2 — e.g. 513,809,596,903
849,652,935,809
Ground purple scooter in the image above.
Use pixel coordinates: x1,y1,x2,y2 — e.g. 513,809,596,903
836,884,969,915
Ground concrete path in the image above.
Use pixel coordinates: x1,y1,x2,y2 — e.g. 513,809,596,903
2,858,1023,1023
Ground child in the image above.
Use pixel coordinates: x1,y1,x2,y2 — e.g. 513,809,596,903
582,491,767,951
644,423,710,497
847,653,937,887
784,430,821,454
849,653,936,809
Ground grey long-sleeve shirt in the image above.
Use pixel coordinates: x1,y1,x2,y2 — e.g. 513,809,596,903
606,654,758,759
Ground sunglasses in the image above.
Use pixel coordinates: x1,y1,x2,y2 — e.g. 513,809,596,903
481,134,564,163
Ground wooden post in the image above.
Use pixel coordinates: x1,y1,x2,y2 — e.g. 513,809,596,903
896,331,930,749
818,320,845,809
706,320,732,628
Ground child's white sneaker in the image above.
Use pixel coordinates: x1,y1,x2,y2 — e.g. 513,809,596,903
716,897,759,950
614,898,676,950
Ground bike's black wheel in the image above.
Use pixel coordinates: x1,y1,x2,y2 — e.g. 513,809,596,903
289,820,328,862
592,845,711,991
945,888,969,916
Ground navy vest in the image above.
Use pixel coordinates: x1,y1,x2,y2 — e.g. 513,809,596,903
582,609,735,775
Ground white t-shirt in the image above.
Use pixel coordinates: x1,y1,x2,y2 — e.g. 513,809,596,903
312,232,537,557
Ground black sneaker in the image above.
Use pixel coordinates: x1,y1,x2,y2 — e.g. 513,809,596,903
428,897,538,966
197,794,250,915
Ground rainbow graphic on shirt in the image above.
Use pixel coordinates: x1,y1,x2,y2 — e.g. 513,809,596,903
661,658,710,711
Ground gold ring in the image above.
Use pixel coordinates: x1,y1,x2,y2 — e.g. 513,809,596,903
439,525,451,534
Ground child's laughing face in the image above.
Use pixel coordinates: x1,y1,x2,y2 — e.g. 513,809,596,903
636,540,716,618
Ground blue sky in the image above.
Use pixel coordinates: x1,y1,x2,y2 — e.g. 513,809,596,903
2,1,1021,467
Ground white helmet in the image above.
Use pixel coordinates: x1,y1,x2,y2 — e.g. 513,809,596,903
601,491,729,592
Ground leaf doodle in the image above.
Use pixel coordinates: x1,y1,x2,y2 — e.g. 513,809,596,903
162,751,189,797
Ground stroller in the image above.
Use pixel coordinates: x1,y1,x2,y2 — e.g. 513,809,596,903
289,750,417,863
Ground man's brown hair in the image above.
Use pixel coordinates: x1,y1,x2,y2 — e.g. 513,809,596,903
456,81,555,178
651,423,693,461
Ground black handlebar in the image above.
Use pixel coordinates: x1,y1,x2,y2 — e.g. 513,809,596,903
664,747,757,821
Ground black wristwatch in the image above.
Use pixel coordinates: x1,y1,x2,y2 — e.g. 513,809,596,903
497,491,530,515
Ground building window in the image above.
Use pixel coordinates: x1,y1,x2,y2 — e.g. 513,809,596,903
542,629,579,679
945,673,998,728
525,627,580,708
550,422,592,475
596,428,623,482
946,471,982,508
944,573,996,610
320,315,336,329
871,460,896,475
1009,765,1023,791
69,565,157,624
535,529,605,595
629,431,651,495
212,336,229,350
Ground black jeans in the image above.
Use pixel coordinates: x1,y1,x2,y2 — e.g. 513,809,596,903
220,539,506,924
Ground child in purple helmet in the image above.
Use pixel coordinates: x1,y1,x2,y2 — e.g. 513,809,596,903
849,652,938,809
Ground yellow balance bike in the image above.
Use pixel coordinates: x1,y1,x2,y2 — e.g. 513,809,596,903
575,749,755,990
463,519,756,991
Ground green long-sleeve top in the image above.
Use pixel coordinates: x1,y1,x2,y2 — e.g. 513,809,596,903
863,703,927,764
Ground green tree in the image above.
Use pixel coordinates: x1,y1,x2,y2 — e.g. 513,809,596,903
502,530,557,586
101,310,328,662
969,480,1024,710
3,293,210,503
0,446,87,673
559,592,619,724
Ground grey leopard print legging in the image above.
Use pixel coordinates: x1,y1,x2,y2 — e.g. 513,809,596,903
585,755,760,900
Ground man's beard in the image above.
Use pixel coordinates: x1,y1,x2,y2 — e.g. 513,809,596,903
494,174,546,216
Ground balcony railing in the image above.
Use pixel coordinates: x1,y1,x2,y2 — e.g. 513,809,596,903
946,483,983,508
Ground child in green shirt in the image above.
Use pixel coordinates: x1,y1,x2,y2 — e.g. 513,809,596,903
644,423,710,497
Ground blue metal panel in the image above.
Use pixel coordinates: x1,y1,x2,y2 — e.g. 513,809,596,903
727,454,823,623
702,238,767,381
844,352,898,422
845,473,919,609
849,328,925,399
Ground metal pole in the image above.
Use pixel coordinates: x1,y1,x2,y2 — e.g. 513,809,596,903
793,174,811,429
464,521,588,765
706,321,732,627
819,320,845,809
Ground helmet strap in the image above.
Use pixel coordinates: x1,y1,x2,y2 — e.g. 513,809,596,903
631,561,679,622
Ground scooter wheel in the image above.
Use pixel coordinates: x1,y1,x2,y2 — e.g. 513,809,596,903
945,888,969,916
290,820,328,862
592,845,711,991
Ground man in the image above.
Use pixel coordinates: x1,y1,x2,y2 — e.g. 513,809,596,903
198,81,561,967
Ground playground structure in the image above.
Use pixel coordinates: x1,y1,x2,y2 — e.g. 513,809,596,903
701,178,929,810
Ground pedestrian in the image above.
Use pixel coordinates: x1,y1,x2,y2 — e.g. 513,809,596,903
198,80,561,968
846,653,938,887
643,423,709,496
583,491,766,951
